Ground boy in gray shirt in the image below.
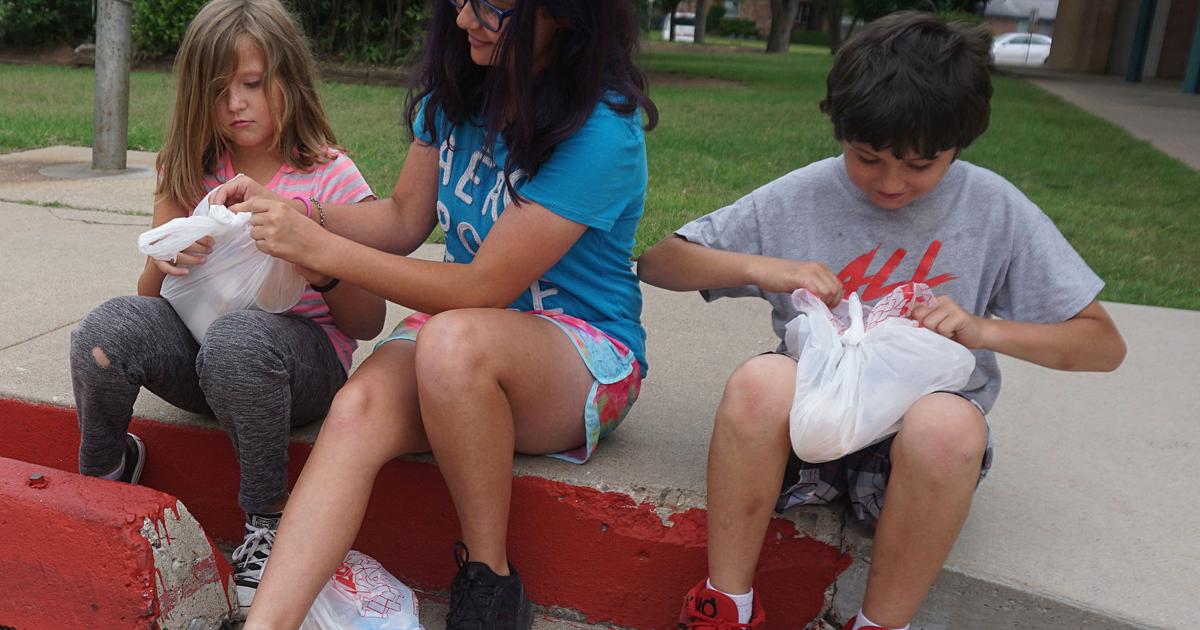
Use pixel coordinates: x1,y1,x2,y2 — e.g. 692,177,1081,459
638,12,1127,630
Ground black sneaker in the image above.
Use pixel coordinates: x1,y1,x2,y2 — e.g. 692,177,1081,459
117,433,146,484
231,512,280,620
446,542,534,630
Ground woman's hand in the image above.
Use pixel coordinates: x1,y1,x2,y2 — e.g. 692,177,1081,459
153,236,214,276
293,264,332,288
910,295,990,349
244,198,325,267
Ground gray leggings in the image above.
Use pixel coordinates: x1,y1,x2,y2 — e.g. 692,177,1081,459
70,295,347,513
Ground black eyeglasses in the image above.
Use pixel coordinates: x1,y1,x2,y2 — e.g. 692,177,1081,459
447,0,514,33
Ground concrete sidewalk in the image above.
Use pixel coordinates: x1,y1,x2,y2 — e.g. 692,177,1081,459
2,147,1197,629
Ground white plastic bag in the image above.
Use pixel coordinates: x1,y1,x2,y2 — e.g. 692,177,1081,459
137,181,306,341
784,283,976,463
299,551,423,630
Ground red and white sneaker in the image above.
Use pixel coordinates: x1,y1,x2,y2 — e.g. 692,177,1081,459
677,579,765,629
841,615,887,630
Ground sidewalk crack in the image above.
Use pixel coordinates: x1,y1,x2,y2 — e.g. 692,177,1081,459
0,318,82,353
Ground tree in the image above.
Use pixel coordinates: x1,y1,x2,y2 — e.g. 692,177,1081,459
766,0,801,53
823,0,844,53
694,0,710,44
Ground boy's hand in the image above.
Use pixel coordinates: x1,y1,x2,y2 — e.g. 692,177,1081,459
910,296,989,349
751,258,843,307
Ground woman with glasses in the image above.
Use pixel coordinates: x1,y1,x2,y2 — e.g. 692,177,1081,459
223,1,658,628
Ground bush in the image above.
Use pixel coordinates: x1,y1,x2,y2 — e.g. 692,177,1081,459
705,4,726,33
790,28,830,47
716,17,759,39
132,0,206,59
939,9,984,25
0,0,92,47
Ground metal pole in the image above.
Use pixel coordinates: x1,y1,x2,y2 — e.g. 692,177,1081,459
92,0,133,171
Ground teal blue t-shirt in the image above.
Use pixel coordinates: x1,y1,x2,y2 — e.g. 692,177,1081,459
415,97,649,374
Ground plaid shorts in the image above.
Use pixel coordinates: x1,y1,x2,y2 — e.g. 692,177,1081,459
376,310,642,464
775,394,993,528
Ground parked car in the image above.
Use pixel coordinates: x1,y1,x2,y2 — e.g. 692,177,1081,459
662,12,696,43
991,32,1052,66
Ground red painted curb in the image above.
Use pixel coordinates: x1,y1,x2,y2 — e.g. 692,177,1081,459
0,398,851,628
0,454,233,629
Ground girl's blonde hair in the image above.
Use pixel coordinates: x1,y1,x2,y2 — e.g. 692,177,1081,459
156,0,339,210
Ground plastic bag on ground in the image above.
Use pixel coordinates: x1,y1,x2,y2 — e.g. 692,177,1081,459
299,550,422,630
137,180,306,341
784,283,976,464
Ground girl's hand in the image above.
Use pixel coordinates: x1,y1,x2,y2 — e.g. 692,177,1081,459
154,236,214,276
210,174,278,207
246,198,324,266
910,296,990,349
750,258,843,307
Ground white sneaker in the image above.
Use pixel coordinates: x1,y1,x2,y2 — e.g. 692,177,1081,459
231,512,280,620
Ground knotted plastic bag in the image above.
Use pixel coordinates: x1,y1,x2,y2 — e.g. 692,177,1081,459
784,283,976,463
299,551,422,630
137,182,306,341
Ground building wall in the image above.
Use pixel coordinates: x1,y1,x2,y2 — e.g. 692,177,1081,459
1047,0,1122,72
1156,0,1199,77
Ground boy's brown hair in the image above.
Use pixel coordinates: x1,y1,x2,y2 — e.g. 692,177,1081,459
821,11,993,159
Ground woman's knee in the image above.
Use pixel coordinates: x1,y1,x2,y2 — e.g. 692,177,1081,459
413,310,493,387
893,395,987,479
714,355,793,440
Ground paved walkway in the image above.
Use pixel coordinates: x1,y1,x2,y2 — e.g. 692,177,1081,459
1005,67,1200,171
2,146,1197,628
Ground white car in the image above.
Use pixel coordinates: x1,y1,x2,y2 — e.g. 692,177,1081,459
662,12,696,43
991,32,1052,66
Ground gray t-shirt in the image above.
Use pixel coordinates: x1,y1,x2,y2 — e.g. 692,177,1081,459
674,156,1104,413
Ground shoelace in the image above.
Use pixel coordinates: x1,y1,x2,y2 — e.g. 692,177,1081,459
231,524,275,576
446,542,503,630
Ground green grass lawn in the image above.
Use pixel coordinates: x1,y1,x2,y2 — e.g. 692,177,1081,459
1,48,1197,310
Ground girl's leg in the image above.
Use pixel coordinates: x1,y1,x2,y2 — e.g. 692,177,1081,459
244,341,428,630
413,309,596,574
861,392,987,627
195,310,346,515
71,296,209,477
704,354,796,595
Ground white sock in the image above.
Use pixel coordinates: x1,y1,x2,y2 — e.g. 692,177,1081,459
706,578,753,624
855,609,909,630
99,454,126,481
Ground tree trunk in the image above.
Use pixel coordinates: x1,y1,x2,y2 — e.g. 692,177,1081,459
825,0,843,54
669,7,678,42
694,0,710,44
766,0,801,53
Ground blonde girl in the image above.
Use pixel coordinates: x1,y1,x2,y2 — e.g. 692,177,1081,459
68,0,382,619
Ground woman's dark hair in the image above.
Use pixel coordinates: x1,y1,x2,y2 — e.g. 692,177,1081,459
820,11,992,159
406,1,658,200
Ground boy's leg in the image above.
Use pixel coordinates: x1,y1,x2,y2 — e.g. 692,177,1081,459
71,296,209,477
861,392,987,627
413,308,595,574
244,341,430,630
194,310,346,515
705,353,797,595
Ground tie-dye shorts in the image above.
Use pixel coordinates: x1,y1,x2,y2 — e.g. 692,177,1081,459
376,310,642,464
